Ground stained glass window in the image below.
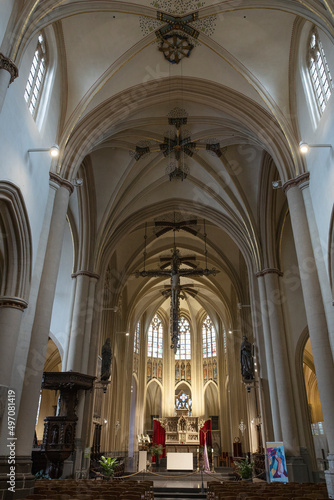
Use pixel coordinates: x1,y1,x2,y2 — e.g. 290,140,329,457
175,316,191,359
24,33,47,117
202,315,216,358
175,392,192,416
147,314,163,358
308,29,332,115
134,321,140,354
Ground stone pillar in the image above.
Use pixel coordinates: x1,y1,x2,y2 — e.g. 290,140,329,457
256,274,282,441
264,270,300,456
0,53,18,113
66,271,99,373
0,298,28,389
0,298,28,465
300,178,334,354
15,174,73,457
284,174,334,496
65,271,99,476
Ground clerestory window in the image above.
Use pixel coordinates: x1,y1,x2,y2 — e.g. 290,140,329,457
24,33,48,118
307,28,332,115
202,315,216,358
147,314,163,358
175,315,191,360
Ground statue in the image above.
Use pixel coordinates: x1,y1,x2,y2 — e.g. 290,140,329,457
240,335,254,381
101,338,112,381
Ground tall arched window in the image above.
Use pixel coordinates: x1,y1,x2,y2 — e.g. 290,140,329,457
134,321,140,354
24,33,48,117
175,316,191,360
202,315,216,358
147,314,163,358
307,28,332,115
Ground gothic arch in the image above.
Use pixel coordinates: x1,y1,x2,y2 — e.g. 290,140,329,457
0,181,32,300
204,380,219,417
295,326,318,470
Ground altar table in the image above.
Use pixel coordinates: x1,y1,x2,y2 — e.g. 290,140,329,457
166,452,193,470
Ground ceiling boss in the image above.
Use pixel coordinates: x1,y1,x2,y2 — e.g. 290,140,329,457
139,0,217,64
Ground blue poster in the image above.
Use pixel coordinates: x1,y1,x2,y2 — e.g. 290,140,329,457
266,442,288,483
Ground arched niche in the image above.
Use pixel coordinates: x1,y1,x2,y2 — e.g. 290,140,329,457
204,381,219,418
145,379,162,432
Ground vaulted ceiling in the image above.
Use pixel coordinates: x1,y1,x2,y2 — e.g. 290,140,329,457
10,0,331,332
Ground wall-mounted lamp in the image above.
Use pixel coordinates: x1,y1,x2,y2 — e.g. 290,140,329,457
299,141,332,154
237,303,251,310
228,329,241,334
72,178,83,187
28,144,59,158
272,180,282,189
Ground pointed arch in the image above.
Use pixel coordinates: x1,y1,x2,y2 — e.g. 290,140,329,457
0,181,32,300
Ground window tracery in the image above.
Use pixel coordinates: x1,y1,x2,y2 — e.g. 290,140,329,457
307,28,332,115
24,33,47,118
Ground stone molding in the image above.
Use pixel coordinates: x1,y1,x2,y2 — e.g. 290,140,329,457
0,296,28,310
256,268,283,278
49,172,74,195
71,270,100,280
0,53,18,84
282,172,310,193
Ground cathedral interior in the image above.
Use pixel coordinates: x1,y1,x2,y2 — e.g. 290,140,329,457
0,0,334,498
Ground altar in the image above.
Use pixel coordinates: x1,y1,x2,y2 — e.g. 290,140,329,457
158,415,205,445
167,452,193,470
152,415,212,461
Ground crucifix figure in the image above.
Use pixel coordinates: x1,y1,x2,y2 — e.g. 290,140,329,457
136,247,216,352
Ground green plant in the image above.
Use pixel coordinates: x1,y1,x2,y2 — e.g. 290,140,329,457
151,443,164,457
98,456,119,478
234,457,254,479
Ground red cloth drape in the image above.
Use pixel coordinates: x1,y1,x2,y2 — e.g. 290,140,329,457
199,419,212,447
152,419,166,458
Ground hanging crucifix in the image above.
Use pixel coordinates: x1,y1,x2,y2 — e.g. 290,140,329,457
135,219,216,352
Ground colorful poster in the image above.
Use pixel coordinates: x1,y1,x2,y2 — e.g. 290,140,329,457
266,442,288,483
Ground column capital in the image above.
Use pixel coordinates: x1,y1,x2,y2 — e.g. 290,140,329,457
71,270,100,280
0,53,18,85
255,268,283,278
0,296,28,310
49,172,74,195
282,173,310,193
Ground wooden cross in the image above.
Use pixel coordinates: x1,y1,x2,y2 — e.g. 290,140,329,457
136,248,216,352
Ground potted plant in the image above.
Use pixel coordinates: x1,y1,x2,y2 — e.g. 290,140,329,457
98,456,119,479
151,443,164,467
234,456,254,480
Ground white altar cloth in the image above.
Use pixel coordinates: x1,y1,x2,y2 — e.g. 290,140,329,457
166,452,193,470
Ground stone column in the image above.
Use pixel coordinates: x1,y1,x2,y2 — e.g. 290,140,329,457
256,274,282,442
0,298,28,459
284,174,334,495
65,272,99,476
0,53,18,113
15,174,73,458
300,178,334,354
0,298,28,388
263,270,300,455
66,271,99,373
